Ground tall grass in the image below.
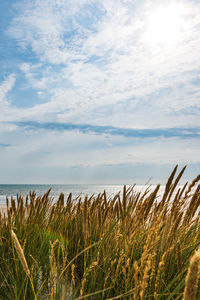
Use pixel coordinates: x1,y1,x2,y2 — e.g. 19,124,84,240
1,165,200,299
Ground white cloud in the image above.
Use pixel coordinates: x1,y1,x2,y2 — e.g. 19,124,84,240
3,0,200,129
20,63,50,90
9,0,97,64
0,74,16,109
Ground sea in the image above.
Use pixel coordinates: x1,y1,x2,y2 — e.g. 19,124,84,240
0,184,166,206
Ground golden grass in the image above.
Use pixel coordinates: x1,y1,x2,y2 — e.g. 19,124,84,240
1,165,200,299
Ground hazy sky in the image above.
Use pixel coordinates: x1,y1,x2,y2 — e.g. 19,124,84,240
0,0,200,184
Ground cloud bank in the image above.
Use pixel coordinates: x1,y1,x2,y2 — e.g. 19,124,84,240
14,121,200,139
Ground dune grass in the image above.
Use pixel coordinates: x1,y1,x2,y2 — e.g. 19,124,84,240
1,165,200,299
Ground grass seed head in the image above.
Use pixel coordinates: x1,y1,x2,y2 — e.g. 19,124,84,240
183,249,200,300
11,230,30,278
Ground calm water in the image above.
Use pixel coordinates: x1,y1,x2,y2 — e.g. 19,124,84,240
0,184,123,205
0,184,166,205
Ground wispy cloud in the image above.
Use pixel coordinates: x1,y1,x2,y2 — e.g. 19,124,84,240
8,0,102,64
6,0,200,126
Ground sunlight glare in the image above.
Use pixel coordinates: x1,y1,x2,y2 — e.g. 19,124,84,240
144,3,185,47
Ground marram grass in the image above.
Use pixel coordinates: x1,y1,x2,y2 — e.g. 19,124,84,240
1,165,200,299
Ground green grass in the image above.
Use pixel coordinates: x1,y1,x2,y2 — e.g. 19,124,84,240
1,165,200,299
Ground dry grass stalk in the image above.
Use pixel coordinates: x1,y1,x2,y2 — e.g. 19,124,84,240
183,249,200,300
46,206,55,228
140,258,151,300
98,205,102,229
11,199,16,215
102,207,109,227
184,184,200,225
122,185,127,213
149,253,156,286
71,264,76,288
148,217,163,284
49,239,59,298
103,271,111,297
159,165,178,209
176,242,183,273
118,197,123,217
170,188,181,215
166,165,186,203
185,174,200,199
19,199,25,221
7,208,12,228
140,217,160,271
190,187,200,220
80,261,98,296
133,261,139,300
11,230,30,278
6,197,9,210
154,250,168,298
178,182,188,202
114,202,119,219
125,257,131,286
144,184,160,220
166,211,183,248
115,251,125,279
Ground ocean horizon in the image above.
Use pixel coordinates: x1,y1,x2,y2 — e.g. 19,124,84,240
0,183,168,206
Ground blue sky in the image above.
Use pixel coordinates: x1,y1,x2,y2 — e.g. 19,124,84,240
0,0,200,183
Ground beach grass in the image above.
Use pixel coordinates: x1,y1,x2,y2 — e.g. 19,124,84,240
1,165,200,299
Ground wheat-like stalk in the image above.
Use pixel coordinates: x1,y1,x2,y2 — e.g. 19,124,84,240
183,249,200,300
71,264,75,288
11,230,30,278
140,258,151,300
133,261,139,300
154,250,167,298
185,174,200,199
49,239,59,298
80,261,98,296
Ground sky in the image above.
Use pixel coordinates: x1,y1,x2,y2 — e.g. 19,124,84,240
0,0,200,184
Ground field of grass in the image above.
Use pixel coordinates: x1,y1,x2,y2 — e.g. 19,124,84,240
1,165,200,299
